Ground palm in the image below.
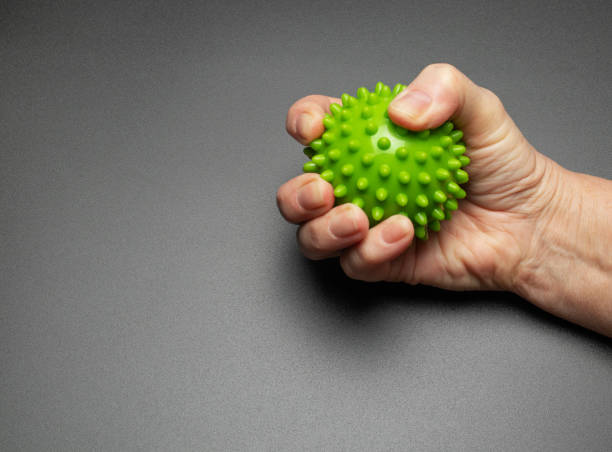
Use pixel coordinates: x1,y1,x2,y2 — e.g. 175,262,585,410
388,138,548,290
391,202,527,290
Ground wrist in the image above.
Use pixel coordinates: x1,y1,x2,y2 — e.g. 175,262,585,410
512,163,612,335
511,159,573,306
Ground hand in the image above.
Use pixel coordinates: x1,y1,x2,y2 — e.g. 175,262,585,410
278,63,556,289
277,64,612,336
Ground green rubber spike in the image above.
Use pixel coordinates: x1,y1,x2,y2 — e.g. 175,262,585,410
301,82,469,240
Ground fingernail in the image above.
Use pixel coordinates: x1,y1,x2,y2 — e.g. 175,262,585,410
381,216,411,244
392,90,432,119
329,207,360,238
296,113,315,141
297,179,326,210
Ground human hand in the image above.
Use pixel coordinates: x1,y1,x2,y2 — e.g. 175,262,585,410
277,64,612,335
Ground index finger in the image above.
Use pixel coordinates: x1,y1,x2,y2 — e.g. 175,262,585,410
286,94,341,145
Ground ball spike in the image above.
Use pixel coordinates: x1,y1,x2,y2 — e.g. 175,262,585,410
375,187,388,201
416,194,429,208
356,177,369,191
365,122,378,135
372,206,384,221
310,139,323,151
378,164,391,178
447,158,461,170
361,153,374,167
414,226,427,239
303,162,318,173
334,184,347,198
398,171,411,184
415,151,428,164
323,115,335,129
395,147,408,160
432,208,445,220
433,190,447,203
450,130,464,142
415,212,428,226
417,172,431,185
329,103,342,117
340,124,352,137
341,163,354,176
322,131,335,144
352,197,364,208
357,86,369,99
320,169,334,181
440,136,453,148
361,106,373,119
455,169,469,184
392,83,406,95
445,199,458,211
436,168,450,181
328,148,341,162
312,154,326,167
396,193,408,206
451,144,466,156
377,137,391,150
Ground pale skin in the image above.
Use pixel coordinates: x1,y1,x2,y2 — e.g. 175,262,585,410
277,64,612,337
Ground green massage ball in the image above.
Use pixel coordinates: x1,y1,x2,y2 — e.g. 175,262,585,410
301,82,470,240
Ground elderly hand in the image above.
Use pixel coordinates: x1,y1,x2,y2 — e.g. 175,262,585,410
277,64,612,336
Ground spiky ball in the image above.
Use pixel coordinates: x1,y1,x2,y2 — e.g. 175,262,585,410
301,82,470,240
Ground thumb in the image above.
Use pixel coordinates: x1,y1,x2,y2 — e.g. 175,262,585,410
387,63,516,150
388,64,546,209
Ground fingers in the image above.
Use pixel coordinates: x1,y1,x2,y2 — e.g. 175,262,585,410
339,215,414,282
277,173,335,223
286,95,342,145
387,63,511,146
297,204,369,260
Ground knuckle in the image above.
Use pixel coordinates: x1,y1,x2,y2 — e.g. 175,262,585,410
340,244,376,280
309,229,325,254
480,87,505,112
425,63,460,81
301,94,323,104
355,243,378,267
420,63,463,109
438,66,461,90
339,254,362,280
300,224,326,256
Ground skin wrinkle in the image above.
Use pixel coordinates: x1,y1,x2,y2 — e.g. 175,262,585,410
463,143,522,195
398,241,418,285
437,225,465,282
388,248,406,282
513,166,577,309
454,218,500,289
458,215,507,288
578,177,612,270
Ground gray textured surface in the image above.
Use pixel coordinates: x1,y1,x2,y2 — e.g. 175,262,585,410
2,0,612,450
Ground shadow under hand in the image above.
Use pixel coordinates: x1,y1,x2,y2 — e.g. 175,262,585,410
292,251,611,349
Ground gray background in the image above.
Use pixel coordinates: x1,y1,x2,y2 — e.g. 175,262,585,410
2,0,612,450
